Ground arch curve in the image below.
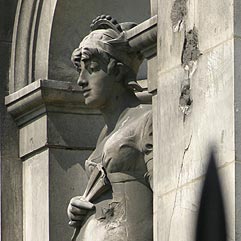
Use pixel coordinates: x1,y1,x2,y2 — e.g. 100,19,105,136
10,0,58,92
10,0,150,92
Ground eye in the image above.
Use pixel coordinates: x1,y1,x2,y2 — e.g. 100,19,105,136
87,61,100,73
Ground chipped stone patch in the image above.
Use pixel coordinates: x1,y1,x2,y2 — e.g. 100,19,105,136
182,27,202,76
179,27,202,119
171,0,187,32
179,80,192,119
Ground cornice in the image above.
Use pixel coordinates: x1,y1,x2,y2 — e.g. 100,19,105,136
5,79,98,126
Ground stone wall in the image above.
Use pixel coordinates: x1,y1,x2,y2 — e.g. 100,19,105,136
0,1,22,241
153,0,240,240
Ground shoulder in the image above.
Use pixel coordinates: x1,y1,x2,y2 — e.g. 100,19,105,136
127,104,152,141
128,104,152,121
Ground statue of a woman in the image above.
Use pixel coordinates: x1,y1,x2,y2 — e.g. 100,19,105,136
67,15,153,241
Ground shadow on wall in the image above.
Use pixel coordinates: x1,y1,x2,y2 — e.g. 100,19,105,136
195,149,227,241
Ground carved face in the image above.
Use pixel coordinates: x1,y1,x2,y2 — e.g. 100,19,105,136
77,54,115,109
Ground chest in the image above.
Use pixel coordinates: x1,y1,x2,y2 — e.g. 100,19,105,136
85,119,146,174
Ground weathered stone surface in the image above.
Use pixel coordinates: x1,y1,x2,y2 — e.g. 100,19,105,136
155,162,234,241
154,0,236,239
155,40,234,239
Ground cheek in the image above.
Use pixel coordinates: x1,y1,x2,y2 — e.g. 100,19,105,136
92,77,113,95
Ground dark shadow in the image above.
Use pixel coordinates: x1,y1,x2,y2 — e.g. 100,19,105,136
196,149,227,241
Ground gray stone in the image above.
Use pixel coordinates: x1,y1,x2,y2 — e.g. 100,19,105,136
234,38,241,162
234,0,241,37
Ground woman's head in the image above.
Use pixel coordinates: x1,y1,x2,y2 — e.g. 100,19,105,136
71,15,144,93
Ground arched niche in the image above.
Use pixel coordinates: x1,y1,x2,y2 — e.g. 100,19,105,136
10,0,150,93
10,0,58,92
49,0,150,83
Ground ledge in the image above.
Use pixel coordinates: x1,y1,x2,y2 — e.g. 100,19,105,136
5,79,97,126
5,79,152,126
126,15,157,59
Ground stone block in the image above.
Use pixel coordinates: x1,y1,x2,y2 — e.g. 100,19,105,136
155,179,201,241
20,115,47,157
23,150,49,241
156,40,235,195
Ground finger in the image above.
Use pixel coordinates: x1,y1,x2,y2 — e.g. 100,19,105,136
71,199,95,210
68,213,85,221
69,205,88,215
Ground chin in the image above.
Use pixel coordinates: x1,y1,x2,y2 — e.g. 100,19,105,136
85,97,105,109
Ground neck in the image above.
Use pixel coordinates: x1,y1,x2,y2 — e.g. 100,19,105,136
100,90,140,133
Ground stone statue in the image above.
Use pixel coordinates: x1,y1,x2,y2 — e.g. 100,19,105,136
67,15,153,241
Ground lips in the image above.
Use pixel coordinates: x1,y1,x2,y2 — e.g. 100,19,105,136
82,89,91,97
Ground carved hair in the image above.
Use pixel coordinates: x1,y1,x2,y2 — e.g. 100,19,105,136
71,15,144,92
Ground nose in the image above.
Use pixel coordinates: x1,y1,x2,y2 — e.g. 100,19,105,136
77,73,88,87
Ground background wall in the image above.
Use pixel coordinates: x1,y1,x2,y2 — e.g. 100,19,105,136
0,1,22,241
48,0,150,83
1,1,150,241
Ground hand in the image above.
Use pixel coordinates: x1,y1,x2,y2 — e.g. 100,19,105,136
67,196,95,227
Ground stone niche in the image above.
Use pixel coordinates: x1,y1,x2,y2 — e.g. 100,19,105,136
5,79,104,241
5,1,155,241
48,0,151,83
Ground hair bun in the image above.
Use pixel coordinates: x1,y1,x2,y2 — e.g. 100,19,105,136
90,15,123,33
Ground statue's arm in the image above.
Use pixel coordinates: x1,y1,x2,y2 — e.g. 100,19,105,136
141,111,153,190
